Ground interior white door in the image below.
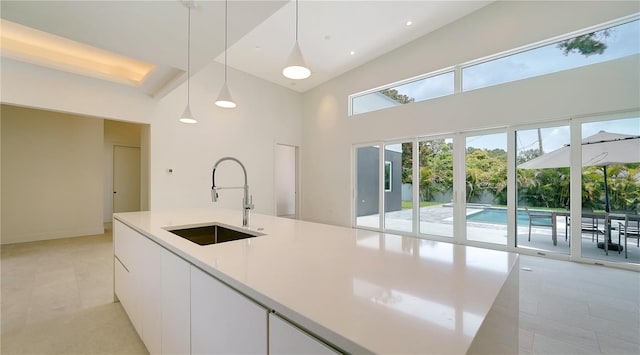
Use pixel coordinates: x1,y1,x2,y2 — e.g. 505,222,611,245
113,145,141,213
275,144,297,218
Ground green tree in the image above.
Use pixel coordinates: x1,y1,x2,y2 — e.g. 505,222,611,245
381,89,415,105
401,143,413,184
418,140,453,201
557,29,610,57
465,148,507,203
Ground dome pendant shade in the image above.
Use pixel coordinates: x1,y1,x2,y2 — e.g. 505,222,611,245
179,104,197,124
215,81,236,108
282,41,310,80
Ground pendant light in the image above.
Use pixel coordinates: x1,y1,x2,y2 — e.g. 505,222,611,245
215,0,236,109
282,0,310,80
180,1,197,123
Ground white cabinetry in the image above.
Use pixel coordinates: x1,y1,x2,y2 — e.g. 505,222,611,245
269,313,338,355
114,220,190,355
114,220,144,335
115,219,339,355
191,266,267,354
139,236,162,355
161,248,190,354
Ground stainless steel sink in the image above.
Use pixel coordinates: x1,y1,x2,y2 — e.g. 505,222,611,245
166,224,263,246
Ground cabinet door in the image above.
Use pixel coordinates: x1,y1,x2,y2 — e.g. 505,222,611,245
114,255,132,318
191,266,268,354
114,220,136,268
161,248,191,355
114,221,143,335
269,313,338,355
140,236,162,355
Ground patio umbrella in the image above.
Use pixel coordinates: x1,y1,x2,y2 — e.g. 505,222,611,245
519,130,640,249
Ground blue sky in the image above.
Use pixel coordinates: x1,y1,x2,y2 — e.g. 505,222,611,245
391,19,639,105
465,117,639,153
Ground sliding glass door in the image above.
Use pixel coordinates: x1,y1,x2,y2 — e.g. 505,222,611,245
579,117,639,265
515,125,571,255
465,132,507,245
418,138,454,238
383,142,414,233
353,114,639,269
355,145,380,229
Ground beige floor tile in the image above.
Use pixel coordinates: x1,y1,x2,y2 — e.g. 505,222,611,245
532,333,600,354
1,232,147,355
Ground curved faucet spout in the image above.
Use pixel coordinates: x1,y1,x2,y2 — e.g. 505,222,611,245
211,157,253,226
213,157,248,186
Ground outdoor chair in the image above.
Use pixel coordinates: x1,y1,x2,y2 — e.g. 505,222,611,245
578,208,604,243
618,214,640,259
524,207,554,242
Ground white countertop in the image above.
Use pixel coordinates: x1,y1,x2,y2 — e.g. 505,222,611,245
114,208,519,354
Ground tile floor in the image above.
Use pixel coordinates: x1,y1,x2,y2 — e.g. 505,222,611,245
1,231,639,354
1,231,147,354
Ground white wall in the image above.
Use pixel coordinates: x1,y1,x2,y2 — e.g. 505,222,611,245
150,61,302,216
1,105,104,244
300,1,640,227
1,46,302,225
1,59,156,124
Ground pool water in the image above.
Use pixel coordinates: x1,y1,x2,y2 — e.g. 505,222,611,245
467,208,551,225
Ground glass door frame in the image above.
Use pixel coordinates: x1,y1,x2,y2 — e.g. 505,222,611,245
382,139,417,235
416,133,458,243
568,111,640,271
353,142,384,231
508,119,572,260
351,112,639,272
459,128,511,250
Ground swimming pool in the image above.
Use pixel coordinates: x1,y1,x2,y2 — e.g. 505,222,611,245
467,208,551,225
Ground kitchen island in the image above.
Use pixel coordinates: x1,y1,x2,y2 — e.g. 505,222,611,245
114,208,519,354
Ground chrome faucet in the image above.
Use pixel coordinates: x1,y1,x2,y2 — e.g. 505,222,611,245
211,157,254,227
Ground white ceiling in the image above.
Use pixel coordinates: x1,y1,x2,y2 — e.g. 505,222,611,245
1,0,493,97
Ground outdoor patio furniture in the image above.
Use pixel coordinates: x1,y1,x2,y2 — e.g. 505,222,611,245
525,207,554,243
579,208,604,242
618,214,640,259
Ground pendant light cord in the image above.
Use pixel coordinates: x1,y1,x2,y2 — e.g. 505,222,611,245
295,0,298,42
187,3,191,104
224,0,228,83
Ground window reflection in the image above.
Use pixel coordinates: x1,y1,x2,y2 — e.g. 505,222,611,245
465,247,509,274
352,278,483,337
356,234,454,264
353,278,456,331
418,240,454,264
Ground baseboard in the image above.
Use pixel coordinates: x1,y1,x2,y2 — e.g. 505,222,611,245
0,226,106,245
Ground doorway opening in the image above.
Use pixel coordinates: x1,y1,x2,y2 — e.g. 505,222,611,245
113,145,141,214
275,144,298,219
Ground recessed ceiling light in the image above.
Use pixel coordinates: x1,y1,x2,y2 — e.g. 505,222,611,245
406,20,413,27
350,51,355,56
0,19,155,86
